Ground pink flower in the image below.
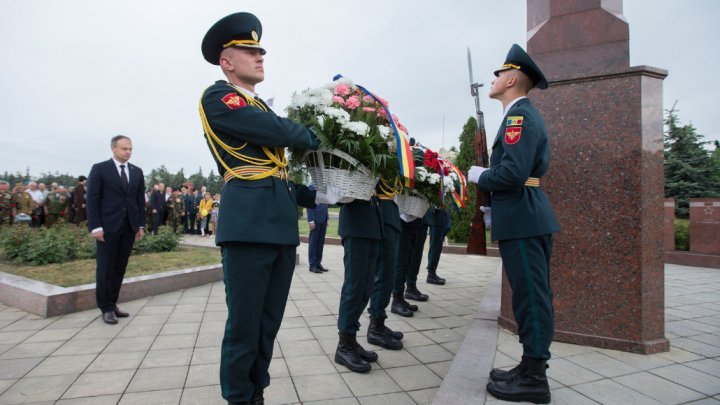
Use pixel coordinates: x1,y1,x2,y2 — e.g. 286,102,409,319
345,95,360,109
376,108,388,118
376,96,389,107
397,122,409,134
331,95,345,105
334,83,351,96
362,107,376,112
363,95,374,103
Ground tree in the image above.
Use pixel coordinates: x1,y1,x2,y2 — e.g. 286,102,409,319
447,117,479,243
664,106,720,217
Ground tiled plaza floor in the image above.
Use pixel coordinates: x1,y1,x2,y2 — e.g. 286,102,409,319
0,236,718,404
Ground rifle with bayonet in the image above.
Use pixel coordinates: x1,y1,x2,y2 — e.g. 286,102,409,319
466,47,490,255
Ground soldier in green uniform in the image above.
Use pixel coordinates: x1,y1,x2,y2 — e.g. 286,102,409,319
166,189,185,233
365,178,405,351
468,44,560,404
44,185,67,227
335,197,383,373
14,184,35,217
0,181,12,227
200,12,320,405
421,207,449,285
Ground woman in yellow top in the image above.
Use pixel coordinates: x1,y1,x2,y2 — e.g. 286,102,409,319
198,192,214,237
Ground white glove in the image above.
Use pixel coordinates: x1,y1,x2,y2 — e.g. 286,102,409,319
315,185,353,205
467,166,488,184
479,206,491,229
315,192,332,205
400,213,418,223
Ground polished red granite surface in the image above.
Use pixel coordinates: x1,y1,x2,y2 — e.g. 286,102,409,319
664,198,676,252
689,198,720,255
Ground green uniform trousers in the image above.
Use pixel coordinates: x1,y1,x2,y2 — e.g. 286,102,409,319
393,218,423,292
499,235,554,360
368,221,400,319
338,237,380,333
426,222,449,271
220,242,296,402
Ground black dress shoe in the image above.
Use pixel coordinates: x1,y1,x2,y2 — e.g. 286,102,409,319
113,306,129,317
317,264,329,272
102,311,118,325
309,266,323,274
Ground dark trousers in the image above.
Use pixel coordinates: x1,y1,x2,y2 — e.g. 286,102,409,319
187,214,196,233
152,210,163,234
499,235,554,360
338,237,379,333
307,221,327,267
220,242,296,403
393,218,422,293
95,218,135,312
368,223,399,319
426,223,449,271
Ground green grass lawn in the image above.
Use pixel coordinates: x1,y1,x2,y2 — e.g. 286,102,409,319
0,246,221,287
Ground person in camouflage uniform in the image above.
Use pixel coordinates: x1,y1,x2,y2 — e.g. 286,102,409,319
166,189,185,233
0,181,13,227
44,185,68,227
13,184,35,216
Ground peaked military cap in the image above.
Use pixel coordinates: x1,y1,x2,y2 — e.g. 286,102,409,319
494,44,548,90
202,12,265,65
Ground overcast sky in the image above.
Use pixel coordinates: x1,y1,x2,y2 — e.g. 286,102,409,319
1,0,718,178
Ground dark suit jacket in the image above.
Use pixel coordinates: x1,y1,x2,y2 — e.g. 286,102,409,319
307,185,329,224
478,98,559,241
86,159,146,233
150,190,164,213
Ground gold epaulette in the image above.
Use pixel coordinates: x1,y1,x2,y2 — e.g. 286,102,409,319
525,177,540,187
223,165,287,183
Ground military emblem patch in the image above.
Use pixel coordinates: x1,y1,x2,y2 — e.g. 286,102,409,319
504,127,522,145
506,116,524,126
222,93,246,110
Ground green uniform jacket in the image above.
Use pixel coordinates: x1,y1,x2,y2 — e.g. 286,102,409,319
45,192,66,215
201,80,319,246
338,198,383,240
478,98,559,241
422,207,447,226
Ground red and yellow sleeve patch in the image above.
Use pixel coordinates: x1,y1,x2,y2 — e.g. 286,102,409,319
221,93,246,110
504,127,522,145
506,116,524,126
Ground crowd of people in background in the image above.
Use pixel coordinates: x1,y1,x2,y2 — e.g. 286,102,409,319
0,177,220,236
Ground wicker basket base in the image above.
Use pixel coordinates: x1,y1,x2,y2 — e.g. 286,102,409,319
304,149,378,202
394,192,430,218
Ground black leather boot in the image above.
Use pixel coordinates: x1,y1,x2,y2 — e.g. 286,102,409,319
335,332,371,372
490,357,528,382
405,283,429,301
426,270,446,285
353,338,378,362
383,324,404,340
367,317,403,350
486,358,550,404
391,293,414,317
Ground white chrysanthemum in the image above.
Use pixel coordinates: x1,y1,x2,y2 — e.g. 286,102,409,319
415,167,428,182
322,107,350,123
342,121,370,136
316,115,325,130
449,172,458,181
325,76,354,89
428,173,441,184
443,177,455,192
289,87,333,109
378,125,391,137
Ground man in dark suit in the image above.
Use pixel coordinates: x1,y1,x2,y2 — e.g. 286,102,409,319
149,184,164,235
306,184,329,274
421,207,450,285
200,12,320,405
86,135,146,325
468,44,560,404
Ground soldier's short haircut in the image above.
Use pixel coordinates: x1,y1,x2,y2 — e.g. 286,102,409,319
111,135,131,147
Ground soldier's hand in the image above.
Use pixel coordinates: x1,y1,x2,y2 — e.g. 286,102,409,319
479,206,491,229
135,228,144,241
309,221,315,231
467,166,488,184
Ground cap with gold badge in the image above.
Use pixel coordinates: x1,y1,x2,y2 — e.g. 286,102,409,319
201,12,266,65
493,44,548,90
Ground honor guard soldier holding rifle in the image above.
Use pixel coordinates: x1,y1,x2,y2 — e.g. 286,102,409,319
199,12,321,405
467,44,560,404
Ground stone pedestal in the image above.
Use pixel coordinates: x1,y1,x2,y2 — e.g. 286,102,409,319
664,198,676,251
689,198,720,255
498,0,669,354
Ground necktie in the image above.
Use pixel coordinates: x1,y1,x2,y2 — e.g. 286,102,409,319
120,164,129,191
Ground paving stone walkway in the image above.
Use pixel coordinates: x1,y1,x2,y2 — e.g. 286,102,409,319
0,235,718,404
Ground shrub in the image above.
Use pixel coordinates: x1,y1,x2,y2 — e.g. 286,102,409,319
0,223,180,265
675,219,689,251
133,226,180,254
